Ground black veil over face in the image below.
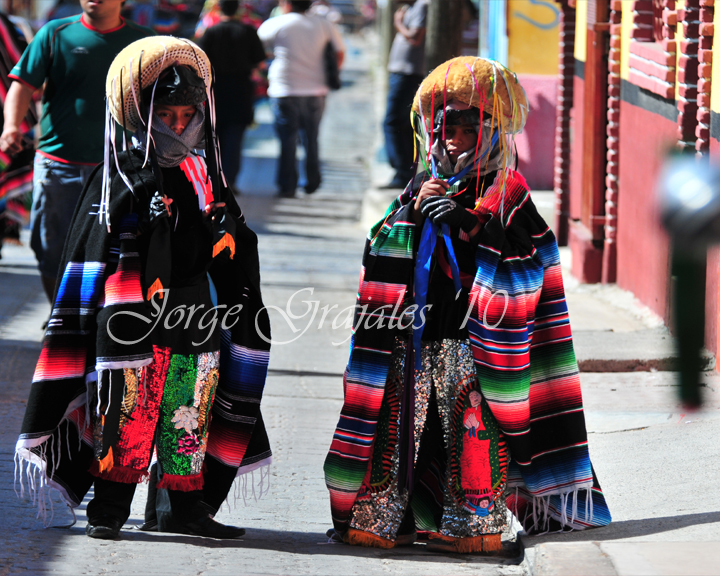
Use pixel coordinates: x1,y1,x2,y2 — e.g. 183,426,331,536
142,65,206,111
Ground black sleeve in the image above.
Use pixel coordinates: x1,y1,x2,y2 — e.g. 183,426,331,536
247,25,267,66
196,27,211,52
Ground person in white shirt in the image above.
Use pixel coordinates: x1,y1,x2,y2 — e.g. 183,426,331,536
258,0,345,197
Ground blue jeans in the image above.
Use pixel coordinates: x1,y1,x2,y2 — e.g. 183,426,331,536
383,72,424,184
30,153,93,279
217,122,248,190
271,96,326,195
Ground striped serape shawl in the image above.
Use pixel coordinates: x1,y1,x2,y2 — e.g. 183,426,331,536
15,150,271,517
323,169,611,534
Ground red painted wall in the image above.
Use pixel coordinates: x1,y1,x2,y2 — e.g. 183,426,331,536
515,75,557,190
616,100,676,322
706,137,720,357
569,74,584,221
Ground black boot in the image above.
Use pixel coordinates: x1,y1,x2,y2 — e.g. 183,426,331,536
86,515,124,540
166,489,245,540
86,478,136,540
176,514,246,539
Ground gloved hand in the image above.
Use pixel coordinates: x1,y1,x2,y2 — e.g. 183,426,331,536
149,191,172,221
139,190,172,235
420,196,479,232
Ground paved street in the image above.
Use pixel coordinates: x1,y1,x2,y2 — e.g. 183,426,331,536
2,32,720,576
0,35,525,576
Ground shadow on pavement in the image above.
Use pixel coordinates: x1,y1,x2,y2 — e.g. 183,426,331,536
100,526,523,564
525,510,720,545
0,339,42,396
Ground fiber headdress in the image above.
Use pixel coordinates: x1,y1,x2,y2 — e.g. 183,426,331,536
100,36,225,229
411,57,529,210
107,36,212,132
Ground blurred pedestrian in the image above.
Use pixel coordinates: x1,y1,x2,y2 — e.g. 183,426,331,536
198,0,265,194
258,0,344,197
381,0,428,189
0,0,153,304
309,0,342,25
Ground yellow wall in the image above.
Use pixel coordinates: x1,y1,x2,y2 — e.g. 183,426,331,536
711,0,720,112
574,0,587,63
621,0,633,80
507,0,561,74
675,0,686,101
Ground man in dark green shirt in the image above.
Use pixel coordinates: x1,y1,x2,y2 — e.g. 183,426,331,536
0,0,153,302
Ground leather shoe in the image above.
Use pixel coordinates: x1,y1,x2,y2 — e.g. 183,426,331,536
86,515,123,539
136,518,158,532
176,514,245,539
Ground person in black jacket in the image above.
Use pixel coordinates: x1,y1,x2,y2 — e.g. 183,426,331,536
197,0,266,193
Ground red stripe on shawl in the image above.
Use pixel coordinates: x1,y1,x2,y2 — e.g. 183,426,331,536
529,377,584,414
532,322,572,344
472,293,541,328
33,347,86,381
205,426,252,467
341,381,385,413
357,281,406,308
475,170,530,221
327,439,372,459
104,267,143,306
472,347,531,369
539,266,565,297
485,400,530,432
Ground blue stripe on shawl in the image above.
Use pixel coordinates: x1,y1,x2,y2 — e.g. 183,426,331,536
56,262,106,309
219,331,269,397
337,415,377,436
515,446,593,495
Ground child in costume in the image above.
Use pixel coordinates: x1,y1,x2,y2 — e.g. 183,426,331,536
15,36,272,540
323,56,611,553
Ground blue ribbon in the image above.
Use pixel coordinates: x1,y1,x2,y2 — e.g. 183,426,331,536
413,221,462,369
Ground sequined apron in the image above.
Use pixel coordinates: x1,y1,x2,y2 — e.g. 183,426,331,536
349,338,508,540
91,283,221,489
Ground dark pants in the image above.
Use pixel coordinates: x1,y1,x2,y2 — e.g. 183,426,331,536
271,95,326,195
87,475,203,525
217,123,248,190
383,72,424,184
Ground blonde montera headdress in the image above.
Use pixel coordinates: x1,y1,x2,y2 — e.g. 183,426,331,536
411,56,529,206
99,36,224,229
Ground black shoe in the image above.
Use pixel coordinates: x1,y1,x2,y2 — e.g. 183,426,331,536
136,518,158,532
176,514,245,539
86,516,124,539
278,189,296,198
305,181,321,194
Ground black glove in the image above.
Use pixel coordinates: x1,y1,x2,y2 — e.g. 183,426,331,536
138,190,171,236
420,196,479,232
149,191,171,223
